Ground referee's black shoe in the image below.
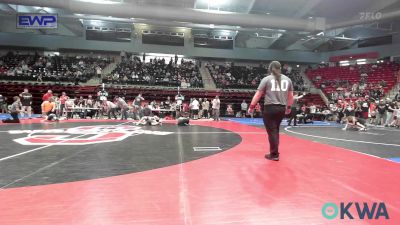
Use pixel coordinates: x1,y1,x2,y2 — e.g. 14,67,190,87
265,154,279,161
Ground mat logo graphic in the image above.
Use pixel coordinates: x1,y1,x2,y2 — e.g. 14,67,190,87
322,202,389,220
9,125,172,145
17,14,58,29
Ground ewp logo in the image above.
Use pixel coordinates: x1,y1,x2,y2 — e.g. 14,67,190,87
17,14,57,29
322,202,389,220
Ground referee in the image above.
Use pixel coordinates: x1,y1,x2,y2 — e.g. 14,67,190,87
248,61,294,161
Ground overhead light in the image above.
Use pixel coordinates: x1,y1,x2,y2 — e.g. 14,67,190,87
220,30,231,36
209,24,215,28
357,62,366,65
39,7,53,12
206,0,228,6
262,28,274,31
76,0,122,4
88,20,104,26
356,59,366,62
296,65,300,67
194,9,234,14
130,17,135,20
266,12,270,15
317,32,324,36
308,16,313,19
340,60,349,63
74,13,85,16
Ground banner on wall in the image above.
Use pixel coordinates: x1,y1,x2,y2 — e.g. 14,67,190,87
17,14,58,29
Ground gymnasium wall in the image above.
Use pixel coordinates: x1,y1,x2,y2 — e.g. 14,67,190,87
0,31,323,63
1,27,400,63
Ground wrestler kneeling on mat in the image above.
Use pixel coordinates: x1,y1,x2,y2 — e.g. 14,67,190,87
342,116,367,131
41,97,59,122
2,96,21,123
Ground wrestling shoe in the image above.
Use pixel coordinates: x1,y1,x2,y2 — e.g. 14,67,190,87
265,154,279,161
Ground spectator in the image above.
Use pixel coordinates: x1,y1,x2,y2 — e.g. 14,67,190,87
385,99,396,126
103,100,117,120
212,96,221,121
226,104,234,117
0,94,6,113
190,98,200,120
376,100,386,126
19,88,32,119
202,98,210,119
42,90,53,102
240,100,248,118
116,97,128,120
59,92,69,117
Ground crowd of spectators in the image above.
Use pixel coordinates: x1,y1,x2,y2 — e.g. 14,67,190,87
0,51,111,83
1,86,225,122
103,56,203,88
206,62,305,91
307,61,399,102
324,96,400,128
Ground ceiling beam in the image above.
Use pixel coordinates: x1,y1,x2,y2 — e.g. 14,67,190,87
293,0,321,18
0,0,325,31
0,3,16,12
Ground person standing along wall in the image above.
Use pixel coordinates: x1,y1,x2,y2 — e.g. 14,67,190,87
19,88,32,119
212,96,221,121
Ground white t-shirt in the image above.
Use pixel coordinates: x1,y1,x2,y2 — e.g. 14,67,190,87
105,101,117,109
241,102,248,110
309,105,316,114
395,108,400,117
191,100,200,110
212,99,220,109
175,95,184,106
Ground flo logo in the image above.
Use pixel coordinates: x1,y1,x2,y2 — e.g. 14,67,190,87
9,125,173,145
322,202,389,220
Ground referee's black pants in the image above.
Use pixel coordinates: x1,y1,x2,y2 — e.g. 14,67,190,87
262,105,286,157
287,107,297,126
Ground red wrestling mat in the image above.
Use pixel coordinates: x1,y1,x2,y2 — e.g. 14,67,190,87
0,120,399,225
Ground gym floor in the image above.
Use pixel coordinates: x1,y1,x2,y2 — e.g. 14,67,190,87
0,118,399,225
